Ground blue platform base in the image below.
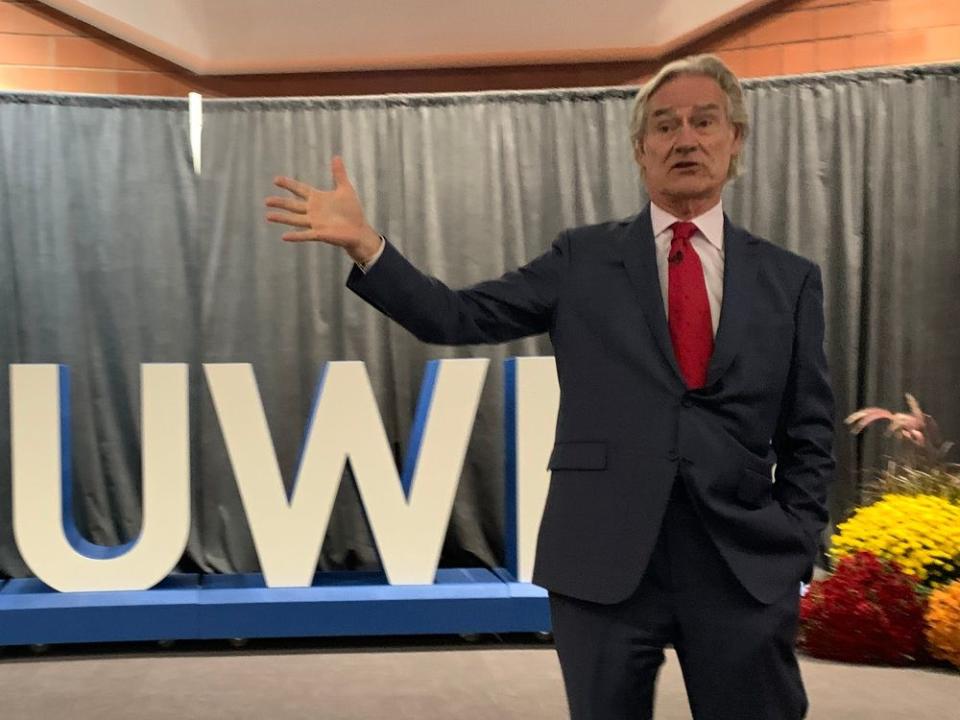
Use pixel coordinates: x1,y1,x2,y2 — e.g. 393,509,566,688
0,569,550,647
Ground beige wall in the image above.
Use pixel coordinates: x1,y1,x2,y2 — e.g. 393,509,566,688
0,0,958,96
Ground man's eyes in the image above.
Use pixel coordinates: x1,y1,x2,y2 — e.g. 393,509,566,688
653,116,719,134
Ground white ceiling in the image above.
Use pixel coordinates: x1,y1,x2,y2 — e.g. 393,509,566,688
39,0,761,75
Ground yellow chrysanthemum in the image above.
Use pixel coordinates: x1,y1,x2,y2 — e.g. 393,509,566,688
830,494,960,586
925,580,960,669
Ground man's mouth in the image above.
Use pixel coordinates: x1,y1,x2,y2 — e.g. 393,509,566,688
671,161,700,171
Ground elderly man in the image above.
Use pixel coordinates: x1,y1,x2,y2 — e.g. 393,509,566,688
265,54,835,720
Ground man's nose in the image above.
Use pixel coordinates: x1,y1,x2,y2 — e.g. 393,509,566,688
675,119,699,147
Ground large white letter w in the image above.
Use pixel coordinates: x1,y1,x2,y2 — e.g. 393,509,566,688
204,360,487,587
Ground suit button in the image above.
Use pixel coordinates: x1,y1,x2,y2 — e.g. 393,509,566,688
667,450,679,461
681,398,694,408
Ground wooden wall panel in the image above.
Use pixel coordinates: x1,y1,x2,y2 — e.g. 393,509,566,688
0,0,957,96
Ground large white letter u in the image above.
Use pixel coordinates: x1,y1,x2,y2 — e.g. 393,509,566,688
10,364,190,592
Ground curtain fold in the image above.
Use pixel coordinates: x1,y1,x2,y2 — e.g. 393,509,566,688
1,64,958,578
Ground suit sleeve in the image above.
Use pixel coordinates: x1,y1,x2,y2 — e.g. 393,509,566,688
345,233,568,345
772,263,836,554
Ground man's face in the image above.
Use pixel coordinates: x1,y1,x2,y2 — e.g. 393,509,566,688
635,74,742,205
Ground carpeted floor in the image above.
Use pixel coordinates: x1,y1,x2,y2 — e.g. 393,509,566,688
0,638,956,719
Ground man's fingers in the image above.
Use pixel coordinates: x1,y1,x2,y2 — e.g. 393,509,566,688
331,156,351,189
273,175,312,198
264,196,307,213
266,211,311,228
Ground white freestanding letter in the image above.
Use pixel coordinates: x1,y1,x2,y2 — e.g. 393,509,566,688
505,357,559,582
204,359,488,587
11,364,190,592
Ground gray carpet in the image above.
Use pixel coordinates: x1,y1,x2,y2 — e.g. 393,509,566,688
0,641,957,719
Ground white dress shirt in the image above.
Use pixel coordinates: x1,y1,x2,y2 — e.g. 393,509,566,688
356,237,386,272
650,201,725,337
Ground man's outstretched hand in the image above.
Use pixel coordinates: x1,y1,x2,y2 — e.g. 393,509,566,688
265,156,382,265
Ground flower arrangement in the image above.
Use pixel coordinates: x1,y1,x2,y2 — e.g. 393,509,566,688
799,551,927,664
797,394,960,665
925,580,960,669
829,493,960,587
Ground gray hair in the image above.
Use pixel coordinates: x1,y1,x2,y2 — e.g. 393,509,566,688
629,54,749,179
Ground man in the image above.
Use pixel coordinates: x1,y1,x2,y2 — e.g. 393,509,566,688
265,54,834,720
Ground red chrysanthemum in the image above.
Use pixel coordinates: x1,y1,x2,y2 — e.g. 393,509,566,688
799,551,927,664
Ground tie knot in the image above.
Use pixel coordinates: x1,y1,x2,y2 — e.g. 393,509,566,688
671,221,698,246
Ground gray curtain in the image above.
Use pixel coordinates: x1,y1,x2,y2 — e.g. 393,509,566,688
2,64,958,578
727,67,960,523
0,94,198,576
195,90,643,573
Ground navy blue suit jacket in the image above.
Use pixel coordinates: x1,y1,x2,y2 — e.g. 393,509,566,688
347,205,835,605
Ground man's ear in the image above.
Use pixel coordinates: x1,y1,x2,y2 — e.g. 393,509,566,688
633,139,644,166
731,124,744,156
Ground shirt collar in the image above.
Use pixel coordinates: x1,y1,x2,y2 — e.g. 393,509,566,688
650,200,725,252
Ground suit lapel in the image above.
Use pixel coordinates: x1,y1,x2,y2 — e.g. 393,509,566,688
620,206,685,386
705,217,759,388
620,208,760,391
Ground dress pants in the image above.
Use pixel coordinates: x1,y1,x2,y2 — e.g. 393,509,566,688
549,478,807,720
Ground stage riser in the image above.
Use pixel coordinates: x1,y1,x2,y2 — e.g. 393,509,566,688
0,570,550,646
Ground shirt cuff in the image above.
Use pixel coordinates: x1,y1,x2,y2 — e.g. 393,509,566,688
356,237,386,273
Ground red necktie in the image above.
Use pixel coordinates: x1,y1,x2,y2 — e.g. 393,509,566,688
668,221,714,389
